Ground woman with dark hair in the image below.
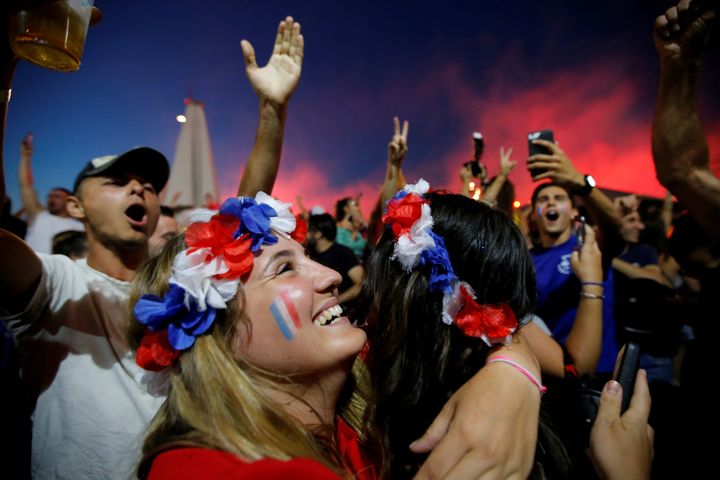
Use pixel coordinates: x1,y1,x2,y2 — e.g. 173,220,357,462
360,181,653,479
335,196,368,259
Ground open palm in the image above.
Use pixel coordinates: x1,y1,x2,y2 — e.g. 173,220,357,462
241,16,303,107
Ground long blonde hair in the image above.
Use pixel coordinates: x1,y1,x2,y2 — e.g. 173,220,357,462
127,235,368,477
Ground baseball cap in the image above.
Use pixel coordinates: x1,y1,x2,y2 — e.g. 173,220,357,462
73,147,169,194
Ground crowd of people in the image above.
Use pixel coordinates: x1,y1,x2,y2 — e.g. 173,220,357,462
0,1,718,479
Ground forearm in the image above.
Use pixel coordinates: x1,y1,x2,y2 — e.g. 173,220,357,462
338,283,361,304
661,192,674,233
460,178,472,198
583,189,624,258
482,173,507,204
522,322,565,378
652,61,706,185
652,62,720,238
612,258,672,286
237,101,287,197
565,287,603,376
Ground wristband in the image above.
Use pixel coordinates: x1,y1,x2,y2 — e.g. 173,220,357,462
581,281,604,287
580,291,605,300
487,356,547,395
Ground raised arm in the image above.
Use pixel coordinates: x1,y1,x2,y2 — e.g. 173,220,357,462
652,0,719,238
0,20,43,315
237,16,303,197
482,146,517,204
524,224,603,377
18,134,43,220
368,117,409,245
528,140,624,260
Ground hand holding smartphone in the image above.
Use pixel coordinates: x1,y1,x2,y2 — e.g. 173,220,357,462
573,215,586,250
615,342,641,413
527,129,554,177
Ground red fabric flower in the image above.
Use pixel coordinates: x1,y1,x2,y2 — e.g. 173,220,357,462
185,214,254,279
454,285,518,341
382,193,425,238
185,214,238,255
216,233,253,279
136,329,181,371
291,215,308,243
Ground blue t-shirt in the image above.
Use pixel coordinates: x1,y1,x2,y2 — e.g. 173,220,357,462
531,235,618,373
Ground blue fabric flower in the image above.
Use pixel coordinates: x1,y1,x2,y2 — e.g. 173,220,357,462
134,284,187,331
220,197,279,252
134,284,219,351
421,232,458,294
167,306,217,350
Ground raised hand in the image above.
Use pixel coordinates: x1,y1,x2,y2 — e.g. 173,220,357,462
527,139,584,189
388,116,409,166
499,146,517,177
654,0,717,65
241,16,303,108
571,224,602,284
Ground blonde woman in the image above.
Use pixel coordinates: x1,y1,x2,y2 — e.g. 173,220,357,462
128,193,373,478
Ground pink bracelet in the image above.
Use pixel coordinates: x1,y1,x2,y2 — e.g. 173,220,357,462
487,356,547,395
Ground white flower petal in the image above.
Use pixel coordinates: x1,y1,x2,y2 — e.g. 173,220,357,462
404,179,430,196
393,230,436,271
256,191,296,234
210,278,240,304
442,284,464,325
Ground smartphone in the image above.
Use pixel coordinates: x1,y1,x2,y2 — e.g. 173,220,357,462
615,342,641,413
528,129,554,177
574,215,586,249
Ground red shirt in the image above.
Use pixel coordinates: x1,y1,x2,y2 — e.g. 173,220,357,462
147,418,377,480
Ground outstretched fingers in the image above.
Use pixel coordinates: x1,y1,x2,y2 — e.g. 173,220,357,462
272,19,284,56
290,27,304,67
241,39,257,70
280,16,294,56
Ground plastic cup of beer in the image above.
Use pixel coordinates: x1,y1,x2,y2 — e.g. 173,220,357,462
9,0,95,72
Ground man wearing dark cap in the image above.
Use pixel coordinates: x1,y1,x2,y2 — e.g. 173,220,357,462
2,146,169,479
0,16,304,479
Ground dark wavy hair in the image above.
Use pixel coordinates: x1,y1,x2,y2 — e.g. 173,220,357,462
358,192,542,478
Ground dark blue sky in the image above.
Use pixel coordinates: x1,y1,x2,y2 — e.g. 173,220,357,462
5,0,719,213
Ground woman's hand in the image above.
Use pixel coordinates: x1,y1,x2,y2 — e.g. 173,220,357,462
589,370,654,480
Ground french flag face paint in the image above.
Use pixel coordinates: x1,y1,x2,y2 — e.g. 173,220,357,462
270,291,303,341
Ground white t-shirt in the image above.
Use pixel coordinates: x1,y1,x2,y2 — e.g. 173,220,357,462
25,211,85,254
1,254,166,479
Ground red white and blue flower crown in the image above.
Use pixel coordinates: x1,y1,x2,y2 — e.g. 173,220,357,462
133,192,307,371
381,180,517,346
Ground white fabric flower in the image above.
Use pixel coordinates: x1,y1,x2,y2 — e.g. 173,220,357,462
170,249,237,311
256,191,296,234
404,178,430,196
